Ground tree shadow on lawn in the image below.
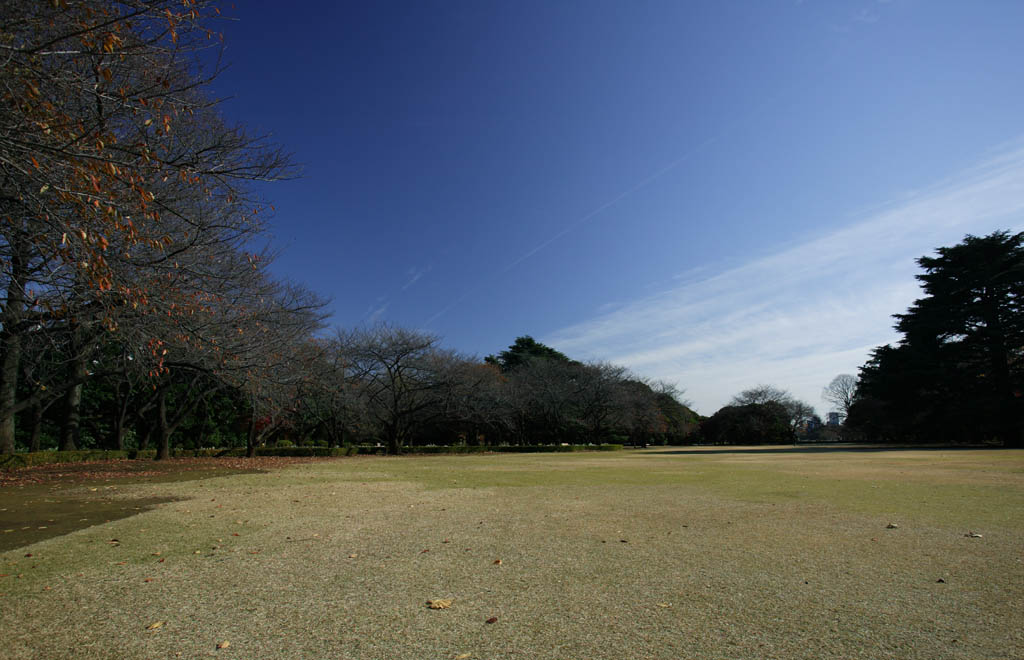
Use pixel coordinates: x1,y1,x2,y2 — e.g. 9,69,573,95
0,492,180,552
0,458,271,552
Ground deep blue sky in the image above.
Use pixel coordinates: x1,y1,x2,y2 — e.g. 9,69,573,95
210,1,1024,414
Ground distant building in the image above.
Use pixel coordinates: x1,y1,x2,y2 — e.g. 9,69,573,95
827,412,842,426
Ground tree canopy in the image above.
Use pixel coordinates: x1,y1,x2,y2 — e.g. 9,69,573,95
484,336,575,372
848,231,1024,446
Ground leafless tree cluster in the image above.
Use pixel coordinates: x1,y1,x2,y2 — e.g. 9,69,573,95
282,328,697,454
0,1,326,456
0,3,696,458
729,384,817,434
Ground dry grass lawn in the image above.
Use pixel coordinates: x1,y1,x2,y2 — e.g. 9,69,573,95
1,446,1022,659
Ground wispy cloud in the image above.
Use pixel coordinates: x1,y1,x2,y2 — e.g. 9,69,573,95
366,299,390,324
401,265,431,291
545,141,1024,415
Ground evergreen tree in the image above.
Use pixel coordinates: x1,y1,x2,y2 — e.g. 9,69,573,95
850,231,1024,445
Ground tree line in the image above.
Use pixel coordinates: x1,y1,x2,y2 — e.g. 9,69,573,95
717,231,1024,448
5,3,1017,454
697,231,1024,448
0,1,696,457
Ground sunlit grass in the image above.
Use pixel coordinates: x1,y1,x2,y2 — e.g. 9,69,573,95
1,447,1021,659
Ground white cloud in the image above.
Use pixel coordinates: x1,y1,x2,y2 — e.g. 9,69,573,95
545,141,1024,416
401,265,431,291
366,300,390,324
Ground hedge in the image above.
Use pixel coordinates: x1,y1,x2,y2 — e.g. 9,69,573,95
402,444,623,454
0,443,624,470
0,450,130,470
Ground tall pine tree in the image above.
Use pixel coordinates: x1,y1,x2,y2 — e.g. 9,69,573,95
850,231,1024,445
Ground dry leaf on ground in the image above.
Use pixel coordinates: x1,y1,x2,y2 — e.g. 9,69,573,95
427,599,453,609
146,621,165,631
216,640,230,649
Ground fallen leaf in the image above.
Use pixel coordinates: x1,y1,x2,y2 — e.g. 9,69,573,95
348,554,358,559
455,654,471,659
485,617,498,624
144,578,153,583
147,621,165,631
216,641,230,649
157,558,165,563
656,602,672,608
421,549,430,554
493,559,502,565
427,599,453,609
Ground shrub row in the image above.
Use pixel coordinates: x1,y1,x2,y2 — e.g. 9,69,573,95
1,443,624,469
0,450,131,470
397,444,623,454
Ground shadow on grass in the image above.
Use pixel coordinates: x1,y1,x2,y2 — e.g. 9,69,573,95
1,459,267,552
0,494,180,553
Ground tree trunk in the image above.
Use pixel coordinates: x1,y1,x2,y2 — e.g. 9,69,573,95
0,236,25,455
109,378,131,451
0,344,18,455
28,402,43,452
59,351,88,451
246,420,257,458
111,410,126,451
386,424,400,455
137,418,151,451
155,389,170,460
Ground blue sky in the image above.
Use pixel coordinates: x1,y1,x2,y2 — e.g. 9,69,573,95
212,1,1024,415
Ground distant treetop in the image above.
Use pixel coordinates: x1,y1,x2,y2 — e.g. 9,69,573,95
485,336,576,372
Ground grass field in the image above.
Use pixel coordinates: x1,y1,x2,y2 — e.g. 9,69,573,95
1,447,1022,659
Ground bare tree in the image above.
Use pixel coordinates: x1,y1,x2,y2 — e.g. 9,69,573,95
295,336,367,449
730,384,816,434
344,324,444,454
730,384,792,407
0,1,297,453
574,361,629,443
822,374,858,420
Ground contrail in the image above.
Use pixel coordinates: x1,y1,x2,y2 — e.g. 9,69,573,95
422,135,720,328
